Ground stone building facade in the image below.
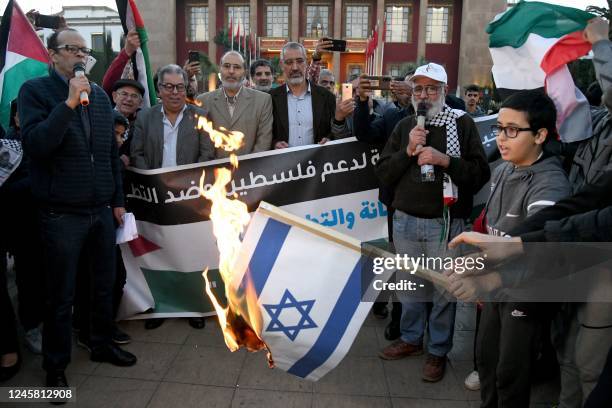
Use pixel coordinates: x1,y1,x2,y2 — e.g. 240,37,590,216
136,0,507,91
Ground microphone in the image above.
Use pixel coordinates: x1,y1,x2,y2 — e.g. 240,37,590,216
417,102,434,182
73,63,89,106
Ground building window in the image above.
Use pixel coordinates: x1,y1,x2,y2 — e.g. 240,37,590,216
345,5,369,39
227,5,250,34
266,5,289,37
305,5,329,38
385,6,410,43
187,5,209,42
388,64,401,77
347,64,364,80
91,33,104,50
426,3,452,44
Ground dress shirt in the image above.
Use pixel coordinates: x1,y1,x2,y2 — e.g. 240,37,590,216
161,104,187,167
287,82,314,147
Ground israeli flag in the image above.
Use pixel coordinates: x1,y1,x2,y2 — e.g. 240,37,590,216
229,203,374,381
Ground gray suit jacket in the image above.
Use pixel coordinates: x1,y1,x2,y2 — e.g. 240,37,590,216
197,87,273,158
130,103,214,169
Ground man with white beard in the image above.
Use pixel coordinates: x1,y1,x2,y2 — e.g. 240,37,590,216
197,51,273,157
375,63,489,382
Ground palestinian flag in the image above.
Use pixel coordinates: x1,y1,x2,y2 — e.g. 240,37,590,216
487,1,595,143
0,0,49,128
116,0,157,107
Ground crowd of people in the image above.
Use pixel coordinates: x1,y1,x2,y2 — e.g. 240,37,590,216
0,14,611,408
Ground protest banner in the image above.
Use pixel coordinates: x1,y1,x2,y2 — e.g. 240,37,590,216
119,138,388,319
119,114,499,320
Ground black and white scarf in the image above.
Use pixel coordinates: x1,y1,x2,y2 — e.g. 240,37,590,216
425,105,465,243
426,104,465,158
0,138,23,187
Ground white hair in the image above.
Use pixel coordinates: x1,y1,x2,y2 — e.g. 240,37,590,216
220,50,245,68
157,64,188,87
280,42,306,61
319,69,334,80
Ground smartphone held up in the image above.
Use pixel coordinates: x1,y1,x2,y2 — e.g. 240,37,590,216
341,83,353,101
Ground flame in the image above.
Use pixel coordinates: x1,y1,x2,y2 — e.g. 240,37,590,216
197,116,244,153
197,118,273,366
186,96,203,107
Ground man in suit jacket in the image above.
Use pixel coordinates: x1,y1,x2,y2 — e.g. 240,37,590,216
131,64,214,169
197,51,273,158
270,42,353,149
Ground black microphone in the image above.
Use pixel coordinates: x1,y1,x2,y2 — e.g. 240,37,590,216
73,63,89,106
417,102,434,182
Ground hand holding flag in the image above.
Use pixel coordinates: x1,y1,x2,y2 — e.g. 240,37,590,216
123,29,141,57
116,0,157,107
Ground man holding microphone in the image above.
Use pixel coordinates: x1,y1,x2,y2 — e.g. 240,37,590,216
375,63,489,382
18,28,137,393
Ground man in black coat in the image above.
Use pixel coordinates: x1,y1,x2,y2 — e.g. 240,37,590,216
269,42,351,149
18,28,136,392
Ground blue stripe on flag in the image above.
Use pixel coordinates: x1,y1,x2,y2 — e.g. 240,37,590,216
240,218,291,296
287,256,364,378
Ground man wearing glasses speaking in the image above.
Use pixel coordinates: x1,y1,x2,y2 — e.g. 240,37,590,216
130,64,214,169
18,28,137,391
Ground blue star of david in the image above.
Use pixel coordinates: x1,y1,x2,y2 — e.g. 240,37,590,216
263,289,317,341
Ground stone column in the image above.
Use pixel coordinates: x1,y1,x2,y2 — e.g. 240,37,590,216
332,0,341,81
250,0,257,38
291,0,300,41
135,0,176,70
456,0,507,92
376,0,385,75
208,0,217,63
417,0,428,62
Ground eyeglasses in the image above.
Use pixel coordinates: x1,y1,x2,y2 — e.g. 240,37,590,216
55,44,92,56
117,91,142,100
159,82,186,93
221,63,244,71
319,80,335,86
491,125,535,139
411,85,441,96
283,58,306,66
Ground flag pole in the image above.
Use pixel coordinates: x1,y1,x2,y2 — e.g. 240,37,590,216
257,202,451,289
373,25,377,76
375,22,379,76
381,13,386,76
230,11,234,51
364,37,368,75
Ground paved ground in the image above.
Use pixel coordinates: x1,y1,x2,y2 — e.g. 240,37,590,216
6,267,559,407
